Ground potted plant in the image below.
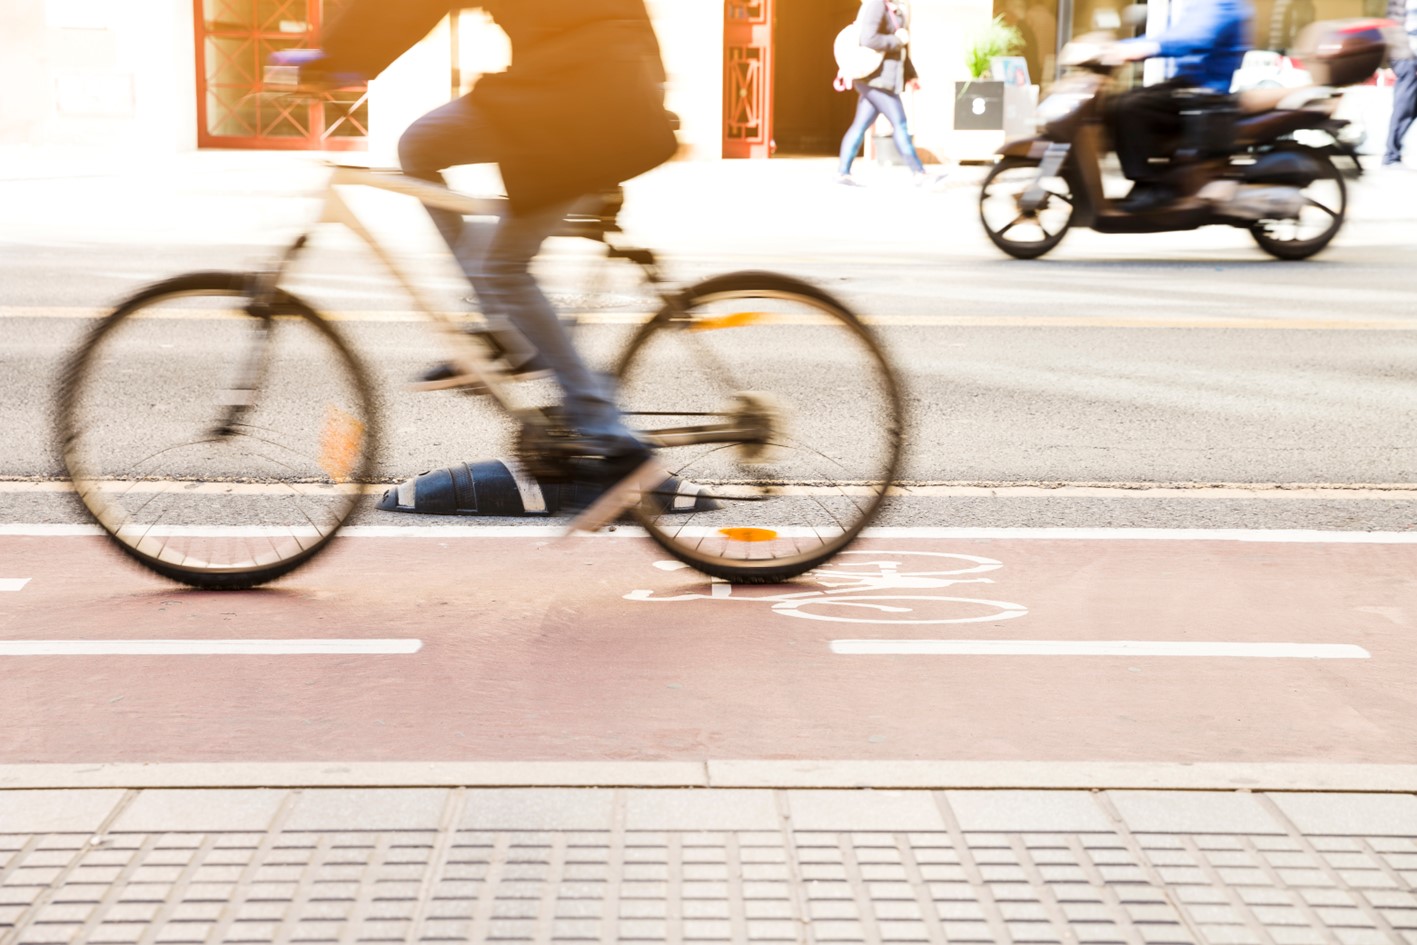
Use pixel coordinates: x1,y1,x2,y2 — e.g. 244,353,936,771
954,16,1025,131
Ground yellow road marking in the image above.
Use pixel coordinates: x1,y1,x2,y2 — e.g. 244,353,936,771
9,306,1417,331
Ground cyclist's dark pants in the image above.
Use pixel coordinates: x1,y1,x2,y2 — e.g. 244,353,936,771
398,93,637,451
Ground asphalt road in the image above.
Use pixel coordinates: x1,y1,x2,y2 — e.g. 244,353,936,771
3,154,1417,535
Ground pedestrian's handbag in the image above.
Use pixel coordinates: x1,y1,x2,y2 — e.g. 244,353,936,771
834,24,885,82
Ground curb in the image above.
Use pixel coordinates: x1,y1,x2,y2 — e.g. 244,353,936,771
3,761,1416,792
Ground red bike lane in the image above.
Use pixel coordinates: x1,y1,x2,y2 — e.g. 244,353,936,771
1,528,1414,765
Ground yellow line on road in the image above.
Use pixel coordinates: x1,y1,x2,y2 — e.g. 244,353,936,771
8,306,1417,330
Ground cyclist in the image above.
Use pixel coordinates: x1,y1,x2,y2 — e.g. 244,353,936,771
279,0,677,499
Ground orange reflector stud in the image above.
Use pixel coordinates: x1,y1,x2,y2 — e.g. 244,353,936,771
320,404,365,482
719,527,778,543
691,312,766,332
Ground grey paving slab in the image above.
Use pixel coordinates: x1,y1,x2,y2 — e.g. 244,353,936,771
0,789,126,833
1107,791,1286,835
944,790,1117,833
459,788,616,830
110,789,286,833
623,789,780,831
786,789,947,831
1,782,1414,944
1268,792,1417,836
282,788,449,831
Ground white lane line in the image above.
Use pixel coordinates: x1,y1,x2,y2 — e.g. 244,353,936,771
0,639,423,656
6,524,1417,544
830,640,1371,659
0,579,30,592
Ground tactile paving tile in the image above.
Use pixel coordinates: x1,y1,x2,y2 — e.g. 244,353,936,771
0,794,1415,943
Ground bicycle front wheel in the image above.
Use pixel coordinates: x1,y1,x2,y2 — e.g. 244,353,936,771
57,272,379,589
615,271,905,583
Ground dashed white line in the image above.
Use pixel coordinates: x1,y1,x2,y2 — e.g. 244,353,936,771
830,640,1371,659
0,639,423,656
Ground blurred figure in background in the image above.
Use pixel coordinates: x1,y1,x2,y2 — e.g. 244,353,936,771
1385,0,1417,167
835,0,943,187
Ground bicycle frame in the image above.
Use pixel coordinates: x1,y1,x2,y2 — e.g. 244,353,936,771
256,164,551,423
257,163,760,456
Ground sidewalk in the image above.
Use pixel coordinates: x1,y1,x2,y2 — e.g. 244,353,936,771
2,764,1416,944
3,144,1416,270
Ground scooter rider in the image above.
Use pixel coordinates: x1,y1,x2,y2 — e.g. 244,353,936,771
1104,0,1254,211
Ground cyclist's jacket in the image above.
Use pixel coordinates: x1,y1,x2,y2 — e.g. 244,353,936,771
321,0,677,210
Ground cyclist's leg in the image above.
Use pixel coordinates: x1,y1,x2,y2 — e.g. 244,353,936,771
861,86,926,175
397,94,498,280
400,96,638,454
478,201,643,455
399,97,549,375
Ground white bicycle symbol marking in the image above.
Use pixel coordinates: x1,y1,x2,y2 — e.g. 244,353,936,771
626,550,1028,625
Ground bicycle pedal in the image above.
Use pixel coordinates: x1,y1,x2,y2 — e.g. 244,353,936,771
563,456,671,535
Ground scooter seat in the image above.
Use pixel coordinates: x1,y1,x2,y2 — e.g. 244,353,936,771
1235,85,1331,114
1234,107,1332,146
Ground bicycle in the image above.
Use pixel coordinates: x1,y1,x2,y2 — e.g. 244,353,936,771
56,162,906,590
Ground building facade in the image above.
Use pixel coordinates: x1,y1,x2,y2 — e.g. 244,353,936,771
2,0,1382,165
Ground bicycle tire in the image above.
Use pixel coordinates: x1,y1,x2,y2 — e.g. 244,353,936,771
614,271,905,583
57,271,379,590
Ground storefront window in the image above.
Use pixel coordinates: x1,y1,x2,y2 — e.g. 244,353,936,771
995,0,1380,92
196,0,368,149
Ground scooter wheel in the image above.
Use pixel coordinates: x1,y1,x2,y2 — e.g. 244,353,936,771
979,157,1076,259
1249,149,1346,260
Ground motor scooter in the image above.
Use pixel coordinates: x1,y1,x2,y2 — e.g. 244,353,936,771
977,19,1388,260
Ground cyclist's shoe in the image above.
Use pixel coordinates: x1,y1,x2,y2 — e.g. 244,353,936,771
409,342,551,393
563,442,719,535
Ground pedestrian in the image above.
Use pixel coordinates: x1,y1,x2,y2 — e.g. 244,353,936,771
834,0,944,187
1384,0,1417,167
281,0,677,499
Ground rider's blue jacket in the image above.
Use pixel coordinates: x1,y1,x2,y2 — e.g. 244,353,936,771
1125,0,1253,92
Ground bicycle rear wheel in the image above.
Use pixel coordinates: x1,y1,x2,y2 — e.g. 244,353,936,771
615,271,905,583
57,272,379,589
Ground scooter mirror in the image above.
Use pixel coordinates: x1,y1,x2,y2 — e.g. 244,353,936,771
1092,8,1122,29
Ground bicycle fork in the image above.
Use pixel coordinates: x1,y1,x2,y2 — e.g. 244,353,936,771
210,235,309,438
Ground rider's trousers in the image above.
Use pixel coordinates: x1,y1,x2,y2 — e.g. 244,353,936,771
397,93,641,454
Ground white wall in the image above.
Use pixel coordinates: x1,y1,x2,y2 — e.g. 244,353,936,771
647,0,726,158
910,0,1003,161
0,0,196,151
